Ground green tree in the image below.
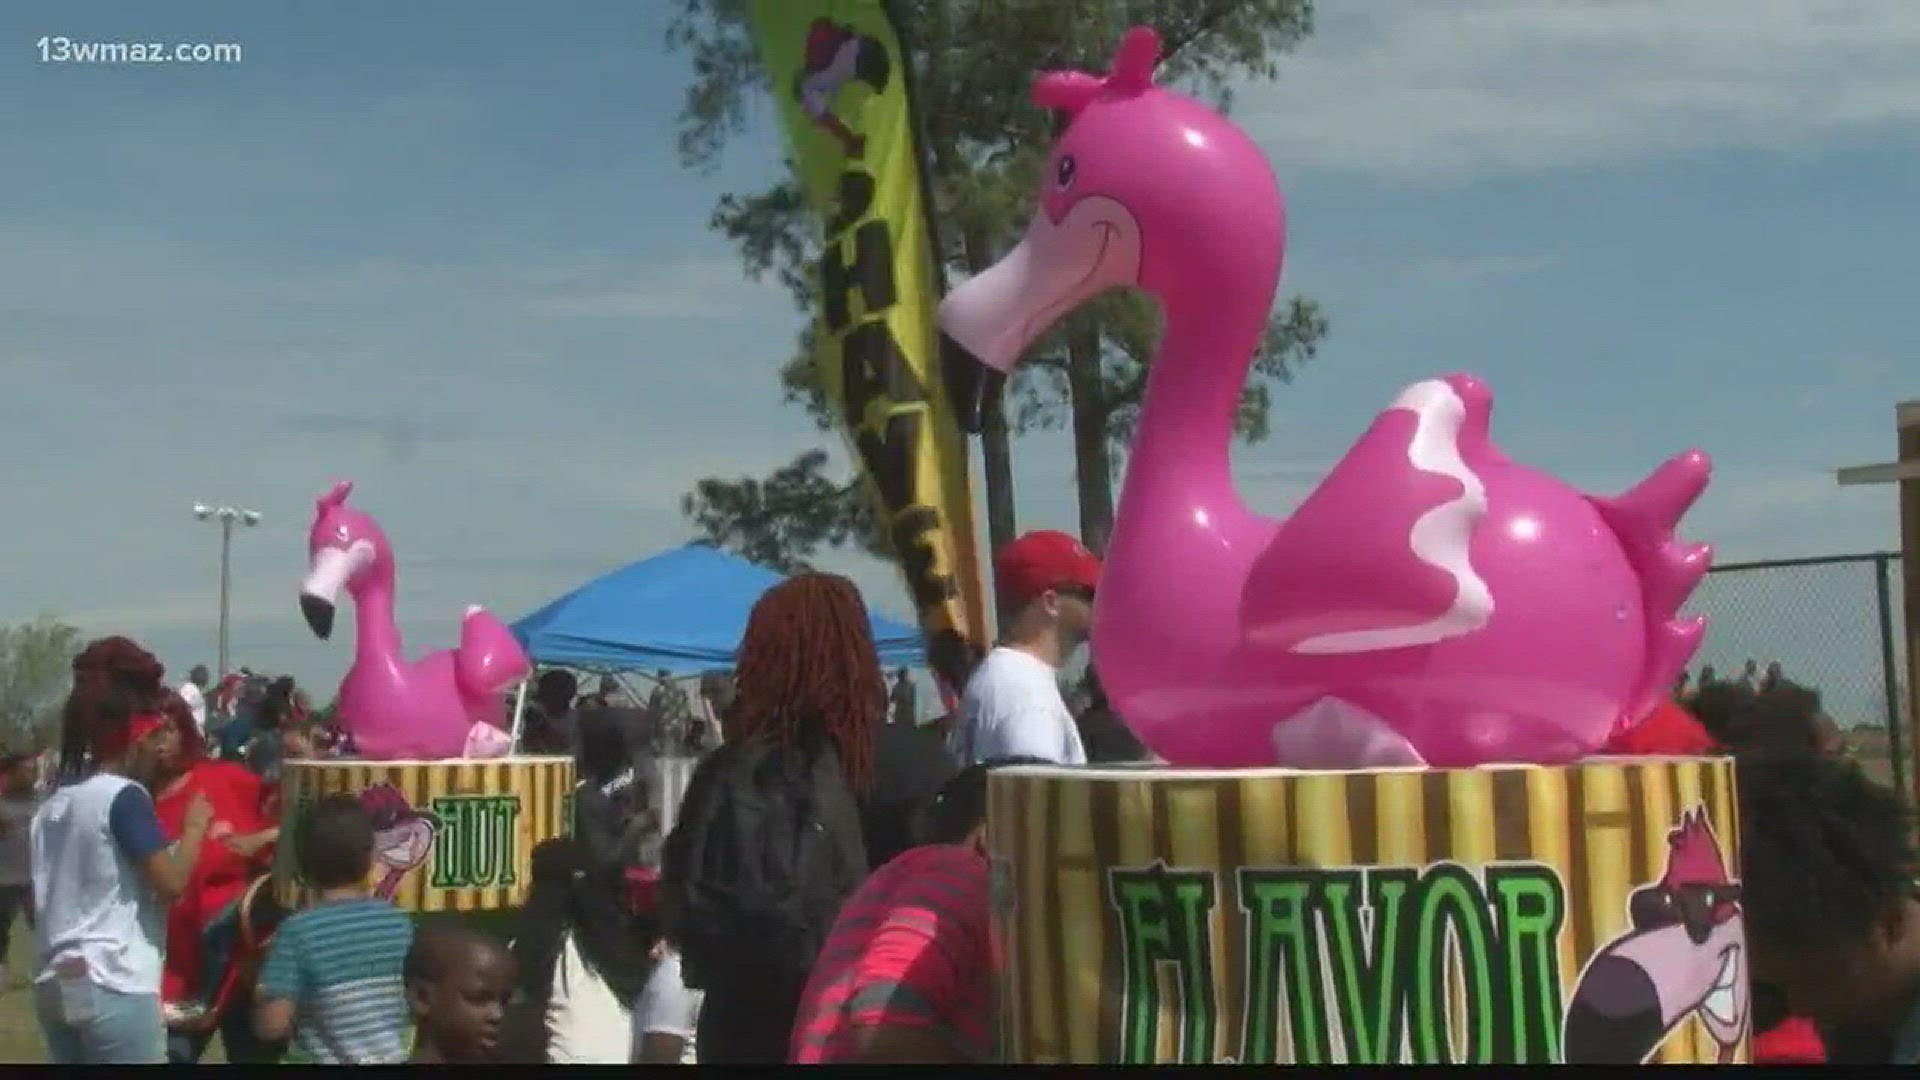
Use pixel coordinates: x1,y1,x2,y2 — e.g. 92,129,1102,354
680,447,888,572
669,0,1328,560
0,615,81,751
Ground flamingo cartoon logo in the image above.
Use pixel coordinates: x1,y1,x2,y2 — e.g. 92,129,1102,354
790,16,891,159
358,783,442,902
1562,807,1749,1063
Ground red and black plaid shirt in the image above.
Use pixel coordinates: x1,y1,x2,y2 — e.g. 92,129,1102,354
789,844,995,1063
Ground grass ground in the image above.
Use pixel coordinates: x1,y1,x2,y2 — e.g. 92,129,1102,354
0,930,228,1064
0,906,515,1063
1,926,47,1062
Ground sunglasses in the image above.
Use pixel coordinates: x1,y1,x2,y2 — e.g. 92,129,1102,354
1627,882,1742,945
1052,584,1096,604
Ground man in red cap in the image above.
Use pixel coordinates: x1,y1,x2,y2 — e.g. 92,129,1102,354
945,531,1100,766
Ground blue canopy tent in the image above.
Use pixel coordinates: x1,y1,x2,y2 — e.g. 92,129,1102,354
509,543,926,673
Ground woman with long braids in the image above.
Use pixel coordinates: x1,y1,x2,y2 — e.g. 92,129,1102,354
32,637,212,1064
661,573,880,1064
723,572,883,789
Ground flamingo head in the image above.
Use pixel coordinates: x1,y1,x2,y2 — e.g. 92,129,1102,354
301,480,393,639
939,27,1285,400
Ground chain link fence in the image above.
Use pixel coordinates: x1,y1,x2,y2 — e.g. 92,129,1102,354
1692,553,1909,791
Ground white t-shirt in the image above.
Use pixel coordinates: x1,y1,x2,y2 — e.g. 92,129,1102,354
630,949,702,1065
30,774,168,995
545,932,631,1064
178,682,207,734
946,646,1087,766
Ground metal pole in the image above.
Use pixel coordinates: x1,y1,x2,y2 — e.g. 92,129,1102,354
194,502,258,681
1877,555,1906,797
508,676,531,753
218,516,233,679
1899,400,1920,808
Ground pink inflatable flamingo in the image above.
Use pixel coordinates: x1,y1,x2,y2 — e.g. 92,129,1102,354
939,28,1714,770
300,481,530,760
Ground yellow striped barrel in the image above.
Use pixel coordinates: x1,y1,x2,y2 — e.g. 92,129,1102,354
986,758,1745,1065
274,755,575,913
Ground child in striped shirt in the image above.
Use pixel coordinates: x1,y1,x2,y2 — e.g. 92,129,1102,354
254,793,414,1063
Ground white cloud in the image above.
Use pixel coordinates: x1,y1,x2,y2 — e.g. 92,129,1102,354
0,225,778,332
67,592,299,633
0,223,819,686
1239,0,1920,177
1399,253,1559,284
1789,356,1907,408
523,260,787,319
1685,471,1899,559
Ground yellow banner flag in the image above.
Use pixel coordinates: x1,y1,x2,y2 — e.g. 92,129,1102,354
746,0,987,693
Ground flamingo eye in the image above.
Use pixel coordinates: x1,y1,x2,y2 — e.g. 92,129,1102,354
1055,154,1076,189
336,526,350,542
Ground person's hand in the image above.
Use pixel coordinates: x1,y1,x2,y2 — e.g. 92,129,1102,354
221,827,280,858
183,793,215,837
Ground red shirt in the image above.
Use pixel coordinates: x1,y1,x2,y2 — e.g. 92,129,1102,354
153,759,273,1003
1603,700,1718,756
790,844,995,1063
1753,1017,1826,1065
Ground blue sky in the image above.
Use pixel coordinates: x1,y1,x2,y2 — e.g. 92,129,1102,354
2,1,1912,718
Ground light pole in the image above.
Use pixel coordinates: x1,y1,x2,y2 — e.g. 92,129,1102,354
193,502,262,679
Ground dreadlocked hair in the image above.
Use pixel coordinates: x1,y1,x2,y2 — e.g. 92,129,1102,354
59,636,166,779
1687,678,1831,755
729,572,883,793
1737,747,1917,951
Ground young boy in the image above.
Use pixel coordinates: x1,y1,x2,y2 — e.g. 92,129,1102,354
253,793,414,1063
407,925,516,1063
1740,749,1920,1062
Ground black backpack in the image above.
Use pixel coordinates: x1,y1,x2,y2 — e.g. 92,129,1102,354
661,737,867,993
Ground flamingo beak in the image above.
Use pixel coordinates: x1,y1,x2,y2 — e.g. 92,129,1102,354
300,593,334,640
300,541,373,640
937,197,1143,426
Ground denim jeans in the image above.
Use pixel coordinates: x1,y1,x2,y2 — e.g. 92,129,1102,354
35,980,167,1064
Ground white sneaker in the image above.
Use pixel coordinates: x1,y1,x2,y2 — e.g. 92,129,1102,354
163,1001,208,1027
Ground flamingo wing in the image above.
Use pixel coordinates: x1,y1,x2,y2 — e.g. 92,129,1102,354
454,606,532,697
1240,377,1494,656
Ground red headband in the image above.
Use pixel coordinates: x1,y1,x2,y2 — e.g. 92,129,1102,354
93,712,169,757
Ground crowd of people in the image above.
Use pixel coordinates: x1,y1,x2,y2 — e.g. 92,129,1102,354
518,669,722,762
9,526,1920,1065
1678,658,1797,701
9,639,378,1063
